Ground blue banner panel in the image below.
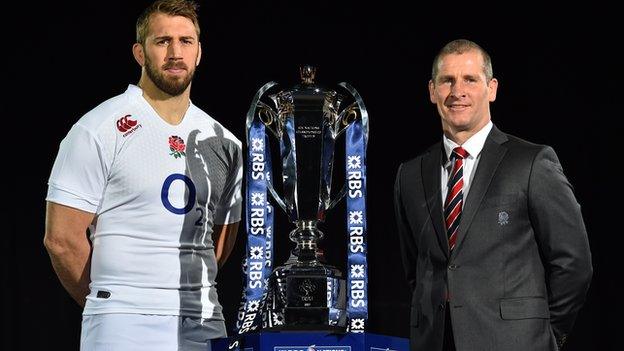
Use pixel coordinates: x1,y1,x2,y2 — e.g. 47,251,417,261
211,332,408,351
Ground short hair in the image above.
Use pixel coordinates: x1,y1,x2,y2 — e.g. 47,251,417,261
136,0,200,45
431,39,493,81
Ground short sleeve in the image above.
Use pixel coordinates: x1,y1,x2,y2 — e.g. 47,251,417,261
46,123,109,213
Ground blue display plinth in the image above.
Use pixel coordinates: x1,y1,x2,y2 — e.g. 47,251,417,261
211,332,408,351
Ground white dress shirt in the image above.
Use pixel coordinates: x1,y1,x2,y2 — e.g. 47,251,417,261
441,121,493,204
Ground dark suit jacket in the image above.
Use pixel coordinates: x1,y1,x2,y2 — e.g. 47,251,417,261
393,125,592,351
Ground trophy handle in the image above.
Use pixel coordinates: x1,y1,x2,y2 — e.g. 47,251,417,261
325,83,369,209
335,101,358,137
246,81,289,213
256,101,282,139
327,185,347,211
266,180,288,213
245,81,278,145
337,82,369,150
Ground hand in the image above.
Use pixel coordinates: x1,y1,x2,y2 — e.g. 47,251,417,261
556,334,567,350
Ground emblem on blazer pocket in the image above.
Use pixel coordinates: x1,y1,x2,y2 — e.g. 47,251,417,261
498,211,509,226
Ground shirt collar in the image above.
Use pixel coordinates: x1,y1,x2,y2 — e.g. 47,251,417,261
443,120,493,163
125,84,195,112
126,84,142,96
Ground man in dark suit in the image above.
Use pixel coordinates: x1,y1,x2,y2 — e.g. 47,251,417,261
393,39,592,351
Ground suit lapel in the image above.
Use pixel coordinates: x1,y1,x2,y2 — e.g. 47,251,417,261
421,143,449,258
451,126,508,259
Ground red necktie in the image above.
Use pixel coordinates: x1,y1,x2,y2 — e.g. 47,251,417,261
444,146,469,251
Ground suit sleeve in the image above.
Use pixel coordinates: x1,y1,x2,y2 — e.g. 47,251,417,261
394,163,418,293
528,146,592,343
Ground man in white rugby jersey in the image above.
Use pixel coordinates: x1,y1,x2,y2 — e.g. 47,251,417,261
43,1,242,349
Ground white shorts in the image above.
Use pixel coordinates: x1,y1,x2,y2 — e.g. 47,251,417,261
80,314,226,351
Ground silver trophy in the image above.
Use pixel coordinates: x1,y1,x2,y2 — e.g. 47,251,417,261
245,66,368,331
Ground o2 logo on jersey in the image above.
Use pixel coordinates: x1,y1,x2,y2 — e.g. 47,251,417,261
161,173,205,226
161,173,196,214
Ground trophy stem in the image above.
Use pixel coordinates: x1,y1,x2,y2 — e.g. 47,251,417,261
290,220,324,262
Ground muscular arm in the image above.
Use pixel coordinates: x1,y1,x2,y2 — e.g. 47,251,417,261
528,147,593,345
43,202,94,307
213,221,240,269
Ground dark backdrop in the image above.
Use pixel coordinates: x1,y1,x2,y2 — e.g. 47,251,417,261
4,1,617,350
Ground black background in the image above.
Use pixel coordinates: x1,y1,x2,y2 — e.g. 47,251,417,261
3,1,617,350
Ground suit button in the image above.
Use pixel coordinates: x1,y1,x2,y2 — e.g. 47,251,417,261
439,303,446,310
448,264,459,270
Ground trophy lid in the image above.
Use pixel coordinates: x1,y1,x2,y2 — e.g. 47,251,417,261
299,65,316,85
294,65,326,96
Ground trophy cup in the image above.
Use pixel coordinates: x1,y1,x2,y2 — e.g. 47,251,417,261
236,66,369,334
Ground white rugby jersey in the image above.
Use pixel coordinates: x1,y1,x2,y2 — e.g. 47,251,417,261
47,85,242,319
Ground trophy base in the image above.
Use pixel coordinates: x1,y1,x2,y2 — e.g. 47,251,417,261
265,257,346,331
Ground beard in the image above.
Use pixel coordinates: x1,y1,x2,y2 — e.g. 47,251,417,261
144,55,196,96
